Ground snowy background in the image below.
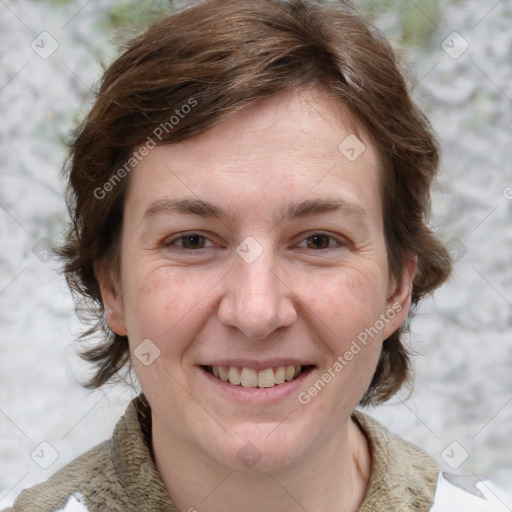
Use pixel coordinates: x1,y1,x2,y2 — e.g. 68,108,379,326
1,0,511,507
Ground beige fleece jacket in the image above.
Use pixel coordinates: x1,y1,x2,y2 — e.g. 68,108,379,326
4,395,439,512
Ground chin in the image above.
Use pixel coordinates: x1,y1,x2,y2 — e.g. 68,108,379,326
205,420,316,474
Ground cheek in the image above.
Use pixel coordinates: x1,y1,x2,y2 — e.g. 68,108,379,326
295,263,388,392
121,264,220,357
295,268,387,412
299,263,388,343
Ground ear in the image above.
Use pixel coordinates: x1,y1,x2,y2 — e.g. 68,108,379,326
95,260,128,336
381,253,417,340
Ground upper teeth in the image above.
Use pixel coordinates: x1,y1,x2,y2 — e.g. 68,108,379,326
210,365,303,388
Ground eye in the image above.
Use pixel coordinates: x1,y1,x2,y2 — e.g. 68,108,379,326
296,233,343,250
164,232,214,250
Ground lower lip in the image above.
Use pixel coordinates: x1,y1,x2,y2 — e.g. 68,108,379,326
198,366,315,404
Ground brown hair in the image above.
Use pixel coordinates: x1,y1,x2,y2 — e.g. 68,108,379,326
60,0,451,404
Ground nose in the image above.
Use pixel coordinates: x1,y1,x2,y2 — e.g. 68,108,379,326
218,247,297,339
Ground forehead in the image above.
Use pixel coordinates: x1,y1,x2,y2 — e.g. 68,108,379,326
125,89,383,225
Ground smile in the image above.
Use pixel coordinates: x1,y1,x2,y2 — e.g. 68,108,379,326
202,365,312,388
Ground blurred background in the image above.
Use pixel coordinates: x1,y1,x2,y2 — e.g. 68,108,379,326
0,0,511,507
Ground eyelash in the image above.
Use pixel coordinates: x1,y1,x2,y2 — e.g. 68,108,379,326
163,232,346,252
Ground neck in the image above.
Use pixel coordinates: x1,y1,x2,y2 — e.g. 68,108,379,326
152,416,371,512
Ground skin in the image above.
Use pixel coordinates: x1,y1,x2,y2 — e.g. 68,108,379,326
98,88,416,512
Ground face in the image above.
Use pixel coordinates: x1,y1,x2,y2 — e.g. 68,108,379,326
100,89,414,473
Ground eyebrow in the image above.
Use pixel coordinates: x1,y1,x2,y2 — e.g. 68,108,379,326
281,198,368,222
142,197,368,224
143,198,234,223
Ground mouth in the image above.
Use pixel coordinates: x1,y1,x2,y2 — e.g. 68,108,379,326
201,364,314,388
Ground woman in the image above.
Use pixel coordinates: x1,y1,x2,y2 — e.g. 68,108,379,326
4,0,508,511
